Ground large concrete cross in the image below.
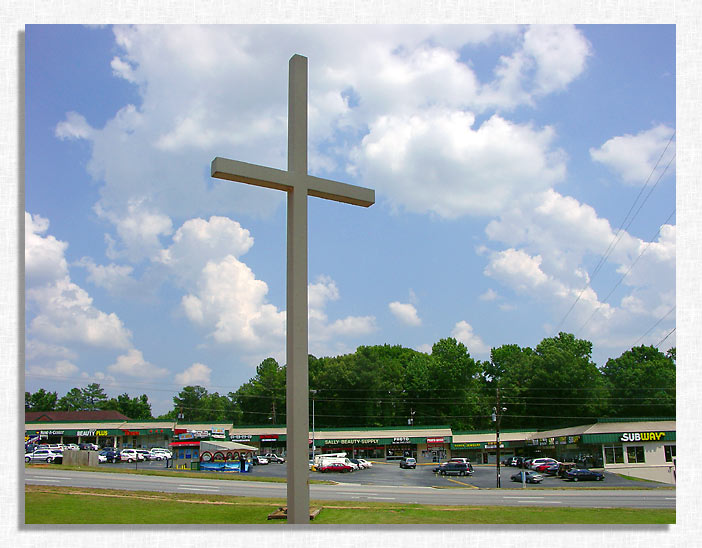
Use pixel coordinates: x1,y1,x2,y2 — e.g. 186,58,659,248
211,54,374,523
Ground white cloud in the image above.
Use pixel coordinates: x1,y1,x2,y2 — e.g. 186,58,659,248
479,288,498,301
77,258,140,296
451,320,489,355
352,111,566,219
181,255,285,350
590,125,675,185
55,111,94,140
175,363,212,386
25,212,69,286
159,216,254,284
25,214,133,349
107,348,169,379
389,301,422,326
26,359,79,380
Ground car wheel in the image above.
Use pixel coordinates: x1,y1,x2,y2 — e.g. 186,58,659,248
128,458,133,463
25,457,30,463
596,476,603,481
46,457,53,463
573,477,578,482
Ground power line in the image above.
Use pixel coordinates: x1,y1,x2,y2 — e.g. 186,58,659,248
577,208,676,333
554,132,676,332
656,327,676,348
630,306,676,348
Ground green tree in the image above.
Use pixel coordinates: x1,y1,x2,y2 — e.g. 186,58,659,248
25,389,58,411
601,345,675,418
173,385,209,422
102,393,153,419
56,387,88,411
82,383,108,410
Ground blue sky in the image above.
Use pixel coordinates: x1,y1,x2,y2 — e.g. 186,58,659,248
25,24,676,416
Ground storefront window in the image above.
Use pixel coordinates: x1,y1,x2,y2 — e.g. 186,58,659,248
626,446,645,464
664,445,676,463
603,444,624,464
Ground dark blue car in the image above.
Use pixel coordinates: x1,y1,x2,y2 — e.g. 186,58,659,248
564,468,604,482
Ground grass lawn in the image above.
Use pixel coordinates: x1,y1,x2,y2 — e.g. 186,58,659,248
24,485,675,525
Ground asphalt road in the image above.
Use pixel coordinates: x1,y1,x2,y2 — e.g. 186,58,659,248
25,465,676,509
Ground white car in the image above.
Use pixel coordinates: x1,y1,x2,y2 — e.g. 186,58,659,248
120,449,145,463
64,444,80,451
357,458,372,468
25,449,62,463
98,454,107,463
150,448,172,459
530,458,558,470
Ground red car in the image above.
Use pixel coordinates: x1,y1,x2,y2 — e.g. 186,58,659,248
534,463,553,472
319,462,353,473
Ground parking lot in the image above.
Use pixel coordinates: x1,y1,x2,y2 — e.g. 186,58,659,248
107,459,671,489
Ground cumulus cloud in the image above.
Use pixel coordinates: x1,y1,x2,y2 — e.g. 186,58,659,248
175,363,212,386
389,301,422,326
590,125,676,185
107,348,169,379
26,359,79,380
451,320,489,355
55,111,94,140
26,212,133,350
479,288,499,301
351,111,566,218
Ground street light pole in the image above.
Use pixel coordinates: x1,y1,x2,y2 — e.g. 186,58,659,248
310,390,317,464
492,388,506,489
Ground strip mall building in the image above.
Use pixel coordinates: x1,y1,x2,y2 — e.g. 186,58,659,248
25,416,676,484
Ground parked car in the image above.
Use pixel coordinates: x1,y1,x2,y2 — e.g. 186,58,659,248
530,458,558,470
501,457,512,466
252,455,269,465
39,444,63,453
437,462,472,476
533,463,555,472
349,458,366,469
64,443,80,451
25,449,63,463
522,459,533,469
78,443,99,451
99,448,121,463
135,449,152,461
147,449,166,460
399,457,417,469
564,468,605,482
263,453,285,463
98,453,107,464
357,458,372,468
120,449,145,463
510,470,544,483
319,462,353,473
542,464,560,475
150,448,172,460
557,462,577,477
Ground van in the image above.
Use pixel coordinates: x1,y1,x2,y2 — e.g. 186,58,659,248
399,457,416,469
530,458,558,470
437,462,471,476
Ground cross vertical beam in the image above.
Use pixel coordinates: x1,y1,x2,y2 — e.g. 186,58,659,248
210,54,374,524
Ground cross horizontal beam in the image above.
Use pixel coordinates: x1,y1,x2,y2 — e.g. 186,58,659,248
211,157,375,207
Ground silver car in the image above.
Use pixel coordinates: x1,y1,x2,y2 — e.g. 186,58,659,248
25,449,62,463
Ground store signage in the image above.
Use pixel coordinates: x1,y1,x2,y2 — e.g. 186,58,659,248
77,430,108,437
39,430,64,435
324,438,379,446
392,437,410,444
231,434,252,441
619,432,666,442
484,443,505,449
426,437,444,444
122,430,140,436
260,435,279,442
210,428,226,439
452,442,482,449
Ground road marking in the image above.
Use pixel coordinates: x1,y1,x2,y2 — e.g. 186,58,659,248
368,497,395,500
178,485,220,492
28,478,60,482
28,475,65,480
446,478,478,488
513,500,561,504
504,496,545,499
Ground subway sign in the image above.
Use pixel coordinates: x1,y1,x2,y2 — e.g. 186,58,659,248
619,432,666,442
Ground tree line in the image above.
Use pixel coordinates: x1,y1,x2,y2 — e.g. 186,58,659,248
25,333,675,431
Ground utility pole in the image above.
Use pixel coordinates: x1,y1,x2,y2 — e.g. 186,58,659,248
492,388,506,488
